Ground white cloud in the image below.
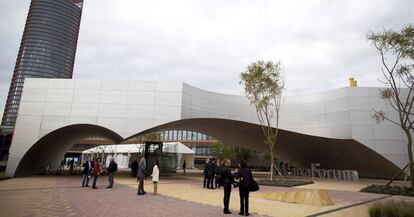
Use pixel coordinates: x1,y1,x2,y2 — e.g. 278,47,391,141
0,0,413,117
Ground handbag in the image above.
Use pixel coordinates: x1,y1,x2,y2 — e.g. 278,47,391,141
248,169,260,192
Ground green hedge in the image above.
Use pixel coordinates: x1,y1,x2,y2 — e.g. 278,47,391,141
361,184,414,197
369,200,414,217
0,172,10,181
257,179,314,187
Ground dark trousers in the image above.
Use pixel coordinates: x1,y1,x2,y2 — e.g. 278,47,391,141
239,187,250,214
82,173,90,187
138,177,145,194
203,175,208,188
207,175,214,188
92,175,99,188
214,175,220,188
108,172,114,188
69,166,74,174
223,184,232,212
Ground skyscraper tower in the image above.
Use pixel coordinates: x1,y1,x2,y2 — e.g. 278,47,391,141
1,0,84,129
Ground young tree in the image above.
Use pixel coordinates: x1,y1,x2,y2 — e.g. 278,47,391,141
240,60,285,181
211,141,236,161
369,24,414,188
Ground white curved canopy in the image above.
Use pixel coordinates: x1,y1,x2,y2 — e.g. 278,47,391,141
82,142,194,154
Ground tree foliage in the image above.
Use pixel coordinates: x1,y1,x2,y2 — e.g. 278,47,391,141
211,141,236,160
142,132,162,142
369,24,414,188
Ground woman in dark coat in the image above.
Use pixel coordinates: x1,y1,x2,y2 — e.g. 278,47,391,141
234,160,252,216
220,159,234,214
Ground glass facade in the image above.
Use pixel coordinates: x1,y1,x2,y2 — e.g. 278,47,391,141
1,0,83,128
159,130,215,141
157,130,215,156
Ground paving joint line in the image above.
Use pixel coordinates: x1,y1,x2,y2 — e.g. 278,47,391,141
305,195,392,217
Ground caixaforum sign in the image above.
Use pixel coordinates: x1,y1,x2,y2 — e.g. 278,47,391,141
289,163,359,181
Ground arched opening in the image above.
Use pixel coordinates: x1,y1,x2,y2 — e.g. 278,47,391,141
14,124,123,177
125,118,402,179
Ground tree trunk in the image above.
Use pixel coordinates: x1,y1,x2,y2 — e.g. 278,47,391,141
270,148,274,181
403,129,414,188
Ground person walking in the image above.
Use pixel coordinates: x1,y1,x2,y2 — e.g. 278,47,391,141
151,160,160,195
106,158,118,188
92,158,101,189
234,160,252,216
220,159,234,214
182,160,187,175
81,158,92,187
137,156,147,195
203,159,209,188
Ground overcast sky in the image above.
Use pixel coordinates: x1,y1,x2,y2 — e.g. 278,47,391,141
0,0,413,118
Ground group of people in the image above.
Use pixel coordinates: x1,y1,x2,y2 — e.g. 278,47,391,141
81,157,118,189
203,158,222,189
82,156,253,216
205,159,254,216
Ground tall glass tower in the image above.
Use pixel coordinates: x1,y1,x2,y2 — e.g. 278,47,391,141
1,0,84,129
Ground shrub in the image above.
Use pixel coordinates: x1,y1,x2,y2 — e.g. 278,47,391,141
361,184,414,197
0,172,10,181
369,200,414,217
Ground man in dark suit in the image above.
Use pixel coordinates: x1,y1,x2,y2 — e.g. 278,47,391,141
137,156,147,195
208,159,216,189
81,158,92,187
203,159,210,188
107,158,118,188
220,159,234,214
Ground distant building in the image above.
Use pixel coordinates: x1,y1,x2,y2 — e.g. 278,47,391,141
1,0,84,161
2,0,84,128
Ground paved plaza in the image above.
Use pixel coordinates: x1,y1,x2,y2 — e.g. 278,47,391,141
0,171,413,217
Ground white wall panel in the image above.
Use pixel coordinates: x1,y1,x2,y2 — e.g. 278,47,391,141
41,116,69,131
46,89,73,102
70,103,99,117
73,90,100,103
18,101,45,115
43,102,72,116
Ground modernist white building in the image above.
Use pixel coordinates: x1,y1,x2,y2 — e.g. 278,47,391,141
5,78,412,178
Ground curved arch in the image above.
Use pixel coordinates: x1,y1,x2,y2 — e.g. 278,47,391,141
14,124,123,177
125,118,401,178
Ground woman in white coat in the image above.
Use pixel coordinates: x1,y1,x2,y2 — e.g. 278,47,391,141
151,160,160,195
